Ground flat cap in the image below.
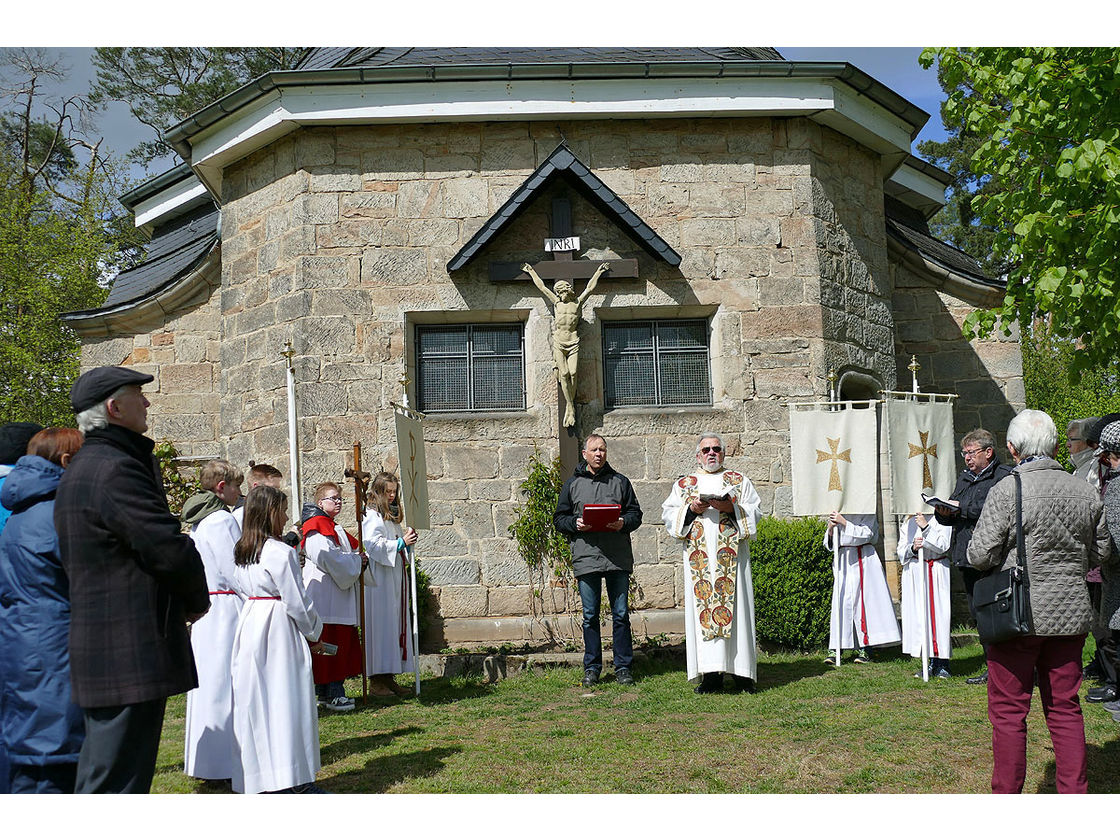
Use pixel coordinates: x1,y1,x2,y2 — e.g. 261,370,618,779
0,422,44,464
70,366,154,414
1099,420,1120,453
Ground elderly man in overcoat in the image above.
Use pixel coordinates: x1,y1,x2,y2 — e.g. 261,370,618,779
54,366,209,793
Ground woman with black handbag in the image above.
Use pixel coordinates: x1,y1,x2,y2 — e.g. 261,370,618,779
967,409,1110,794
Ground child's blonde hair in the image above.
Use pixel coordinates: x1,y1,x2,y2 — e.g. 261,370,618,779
199,459,244,492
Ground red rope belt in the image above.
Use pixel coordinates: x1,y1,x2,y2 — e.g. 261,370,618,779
209,590,236,595
249,596,280,600
926,558,940,657
857,546,869,646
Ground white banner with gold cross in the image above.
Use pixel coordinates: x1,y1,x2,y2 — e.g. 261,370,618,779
789,404,879,516
884,396,956,515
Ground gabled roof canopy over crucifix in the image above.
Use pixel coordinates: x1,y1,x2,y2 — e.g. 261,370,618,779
446,142,681,281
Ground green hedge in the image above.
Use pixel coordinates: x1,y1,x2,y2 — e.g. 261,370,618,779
750,516,833,650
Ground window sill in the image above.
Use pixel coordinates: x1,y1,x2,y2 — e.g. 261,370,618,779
421,408,534,422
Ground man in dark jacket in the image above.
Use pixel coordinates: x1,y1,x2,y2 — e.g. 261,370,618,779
934,427,1013,685
54,366,209,793
554,434,642,687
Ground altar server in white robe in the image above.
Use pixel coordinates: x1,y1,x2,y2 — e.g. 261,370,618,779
230,485,325,795
825,512,901,662
180,459,243,781
898,512,954,678
362,471,418,697
662,433,762,694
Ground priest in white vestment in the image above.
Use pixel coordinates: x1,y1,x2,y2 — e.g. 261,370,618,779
180,460,243,781
662,433,762,694
898,513,953,678
825,513,901,661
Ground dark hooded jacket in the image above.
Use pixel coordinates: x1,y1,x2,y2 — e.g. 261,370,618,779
0,455,84,764
554,461,642,576
935,456,1014,568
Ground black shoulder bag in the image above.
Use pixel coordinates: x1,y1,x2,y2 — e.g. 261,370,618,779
973,471,1033,644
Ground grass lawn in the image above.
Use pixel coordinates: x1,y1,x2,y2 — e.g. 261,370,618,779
152,641,1120,794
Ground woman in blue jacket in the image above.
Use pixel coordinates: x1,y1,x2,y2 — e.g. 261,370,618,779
0,428,85,793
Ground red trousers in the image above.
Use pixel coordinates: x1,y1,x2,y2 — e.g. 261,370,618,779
987,633,1087,794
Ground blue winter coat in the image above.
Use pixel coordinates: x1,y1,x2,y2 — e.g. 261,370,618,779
0,455,84,765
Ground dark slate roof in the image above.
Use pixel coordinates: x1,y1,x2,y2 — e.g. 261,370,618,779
884,196,1002,289
100,203,220,308
447,143,681,272
298,47,785,71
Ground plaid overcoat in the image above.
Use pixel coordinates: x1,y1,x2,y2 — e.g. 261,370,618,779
54,424,209,708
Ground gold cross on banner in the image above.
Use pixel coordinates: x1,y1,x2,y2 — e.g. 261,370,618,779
908,429,937,490
816,437,852,492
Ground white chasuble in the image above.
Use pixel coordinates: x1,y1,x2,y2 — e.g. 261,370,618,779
662,468,761,681
825,515,901,650
897,516,953,660
184,508,242,780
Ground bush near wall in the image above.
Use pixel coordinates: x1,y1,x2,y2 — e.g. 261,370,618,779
751,516,833,650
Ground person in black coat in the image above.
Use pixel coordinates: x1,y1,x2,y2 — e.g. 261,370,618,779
54,366,209,793
553,434,643,687
933,427,1013,685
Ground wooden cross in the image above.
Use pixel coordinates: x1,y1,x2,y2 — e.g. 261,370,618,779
489,196,639,283
908,429,937,490
816,437,852,492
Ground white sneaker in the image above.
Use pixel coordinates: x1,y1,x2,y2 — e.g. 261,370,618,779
323,696,355,711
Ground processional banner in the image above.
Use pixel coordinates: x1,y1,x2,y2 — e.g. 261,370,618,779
790,404,878,516
394,408,430,530
884,397,956,515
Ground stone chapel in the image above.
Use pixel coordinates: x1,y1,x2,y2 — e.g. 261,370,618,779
63,48,1023,647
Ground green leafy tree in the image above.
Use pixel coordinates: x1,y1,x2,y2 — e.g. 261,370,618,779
919,48,1120,374
90,48,308,168
0,48,141,425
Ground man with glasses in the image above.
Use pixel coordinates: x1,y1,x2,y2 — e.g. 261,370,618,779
554,434,643,687
661,433,762,693
934,428,1013,684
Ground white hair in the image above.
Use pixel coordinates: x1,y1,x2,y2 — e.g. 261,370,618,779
695,432,723,454
1067,417,1097,441
1007,409,1057,459
75,385,130,433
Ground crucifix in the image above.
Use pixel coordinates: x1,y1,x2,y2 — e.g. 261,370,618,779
513,195,636,434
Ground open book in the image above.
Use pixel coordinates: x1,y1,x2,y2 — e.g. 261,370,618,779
921,493,959,509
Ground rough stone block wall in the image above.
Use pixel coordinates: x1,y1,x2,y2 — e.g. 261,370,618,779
209,115,913,645
77,288,222,459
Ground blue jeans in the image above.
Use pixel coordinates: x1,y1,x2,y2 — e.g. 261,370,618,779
577,570,633,672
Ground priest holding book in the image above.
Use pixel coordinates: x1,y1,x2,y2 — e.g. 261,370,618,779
662,433,762,694
554,434,643,688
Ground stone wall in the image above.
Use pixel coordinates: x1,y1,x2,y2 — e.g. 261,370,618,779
77,284,223,459
208,115,912,645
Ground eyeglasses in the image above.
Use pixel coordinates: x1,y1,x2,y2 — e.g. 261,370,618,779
960,447,988,458
322,496,343,504
701,446,722,454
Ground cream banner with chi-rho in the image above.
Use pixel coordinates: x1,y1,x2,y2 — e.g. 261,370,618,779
884,397,956,515
790,405,878,516
394,408,430,531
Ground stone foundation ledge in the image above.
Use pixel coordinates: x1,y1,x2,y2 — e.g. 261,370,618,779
423,607,688,649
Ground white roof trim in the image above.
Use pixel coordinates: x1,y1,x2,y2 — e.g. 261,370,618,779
888,164,948,210
183,75,920,199
132,178,210,229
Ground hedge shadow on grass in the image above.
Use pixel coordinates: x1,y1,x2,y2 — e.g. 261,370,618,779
1037,735,1120,794
326,746,462,793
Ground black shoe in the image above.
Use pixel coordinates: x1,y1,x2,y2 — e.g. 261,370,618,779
732,675,756,694
694,672,723,694
1083,663,1105,682
1087,684,1118,703
615,668,635,686
582,669,600,688
966,671,988,685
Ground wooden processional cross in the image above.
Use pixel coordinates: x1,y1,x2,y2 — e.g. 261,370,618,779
494,196,638,473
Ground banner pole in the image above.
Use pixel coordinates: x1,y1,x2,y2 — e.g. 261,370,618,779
919,543,930,683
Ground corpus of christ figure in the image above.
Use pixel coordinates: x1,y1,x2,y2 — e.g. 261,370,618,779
521,260,610,428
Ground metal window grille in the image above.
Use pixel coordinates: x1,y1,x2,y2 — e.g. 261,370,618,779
416,323,525,412
603,319,711,408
